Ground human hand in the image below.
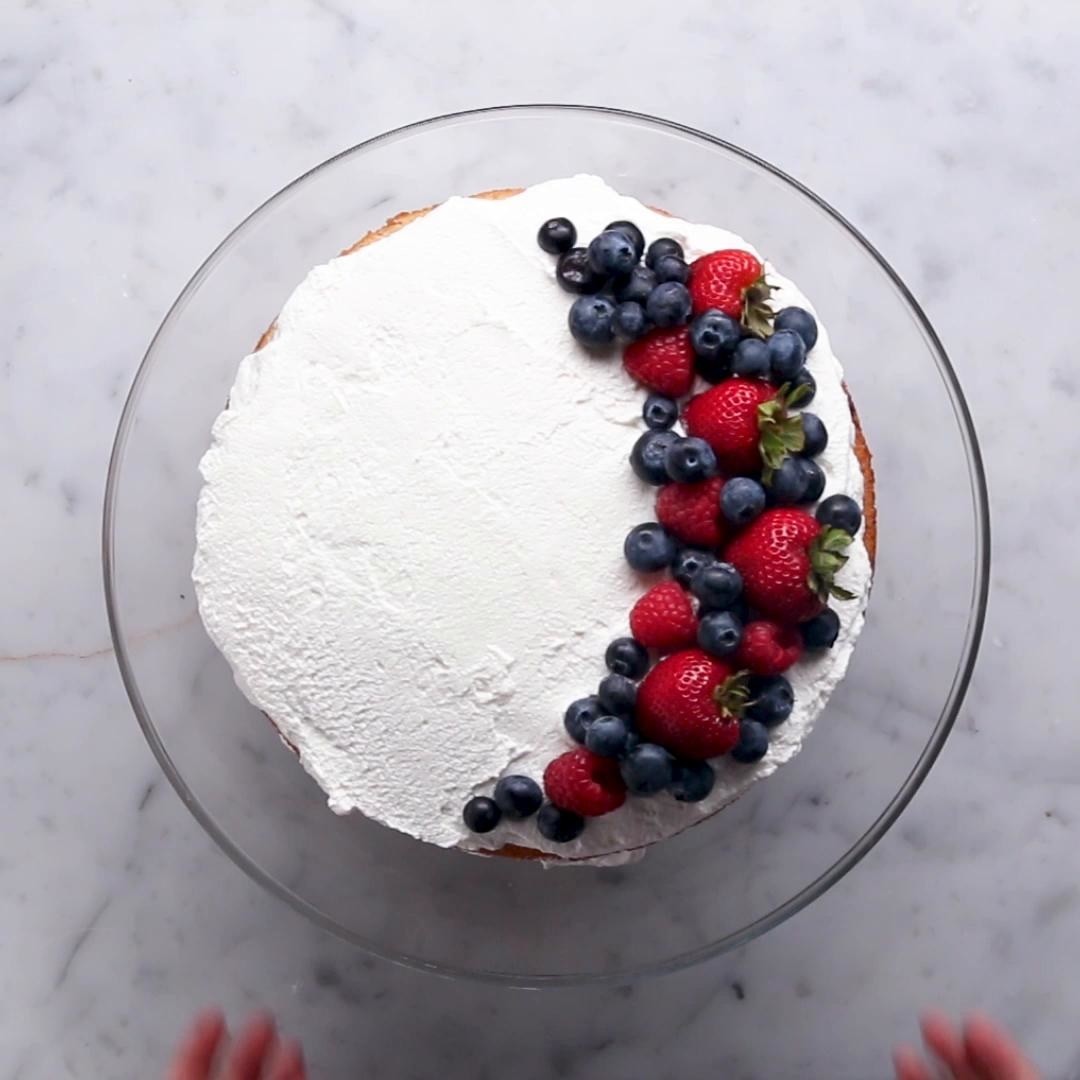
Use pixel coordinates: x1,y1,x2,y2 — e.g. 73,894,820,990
893,1011,1039,1080
166,1009,306,1080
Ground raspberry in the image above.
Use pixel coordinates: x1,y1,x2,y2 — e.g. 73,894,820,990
630,581,698,653
543,748,626,817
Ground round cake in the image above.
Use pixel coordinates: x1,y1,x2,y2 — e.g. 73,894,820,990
193,175,874,865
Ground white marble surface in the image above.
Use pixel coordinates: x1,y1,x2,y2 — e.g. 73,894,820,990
4,1,1079,1076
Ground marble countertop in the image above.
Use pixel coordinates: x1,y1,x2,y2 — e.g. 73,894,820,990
5,2,1078,1076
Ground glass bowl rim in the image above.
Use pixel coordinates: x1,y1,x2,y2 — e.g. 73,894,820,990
102,103,991,987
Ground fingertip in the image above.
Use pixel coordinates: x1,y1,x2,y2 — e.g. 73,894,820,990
962,1011,1037,1076
269,1037,307,1080
891,1044,933,1080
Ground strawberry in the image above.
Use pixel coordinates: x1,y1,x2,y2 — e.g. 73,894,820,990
683,378,807,478
636,649,747,760
724,508,857,624
630,581,699,653
655,477,727,548
543,748,626,817
736,620,803,675
688,249,775,336
623,326,695,398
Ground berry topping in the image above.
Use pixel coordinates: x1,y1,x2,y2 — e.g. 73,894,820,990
630,430,680,486
720,476,767,526
598,673,638,716
568,295,617,348
791,367,816,403
683,378,805,478
646,282,693,328
616,266,658,306
463,795,502,834
725,508,856,623
765,455,811,506
536,802,586,843
697,609,744,658
493,775,543,819
645,237,684,268
623,326,695,398
664,436,719,484
605,636,650,679
624,521,678,572
537,217,577,255
736,620,802,675
746,675,795,726
731,719,770,764
653,254,690,285
588,229,638,278
655,476,727,548
690,309,742,363
642,393,679,431
564,695,602,745
636,649,746,760
815,494,862,535
544,748,627,817
630,581,699,653
556,247,605,294
774,306,819,350
766,328,807,381
671,547,716,590
800,608,841,649
732,337,771,379
620,742,676,795
585,715,637,758
670,759,716,803
604,219,646,260
690,561,744,612
613,301,650,342
800,458,826,503
799,412,828,457
689,249,774,335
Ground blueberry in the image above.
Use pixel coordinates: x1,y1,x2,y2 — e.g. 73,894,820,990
816,494,862,535
791,367,817,404
731,720,770,764
664,436,719,483
646,282,693,328
720,476,767,526
767,329,807,381
620,743,675,795
616,266,658,306
690,562,743,611
645,237,684,268
493,775,543,819
463,795,502,833
613,301,650,342
800,412,829,457
586,714,636,758
598,673,637,716
536,802,586,843
588,229,638,278
765,456,809,505
624,522,678,572
746,675,794,727
670,760,716,803
695,352,733,385
800,609,841,649
643,393,679,431
564,696,602,744
733,337,771,379
604,219,646,260
698,610,743,658
690,309,742,362
537,217,577,255
630,430,679,485
568,295,617,348
605,637,649,679
800,458,826,503
556,247,605,294
653,254,690,284
774,306,818,350
672,547,716,589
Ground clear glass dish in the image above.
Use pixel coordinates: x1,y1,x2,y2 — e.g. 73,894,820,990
103,105,990,985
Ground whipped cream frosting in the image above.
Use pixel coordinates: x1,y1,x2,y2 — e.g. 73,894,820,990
193,175,871,865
